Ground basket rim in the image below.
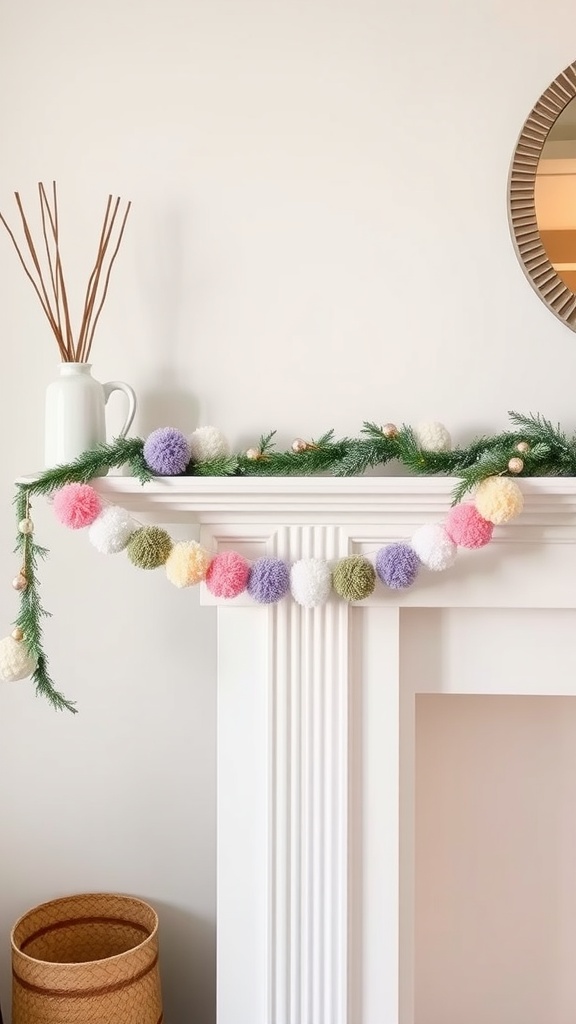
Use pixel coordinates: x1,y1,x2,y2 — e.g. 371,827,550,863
10,891,158,968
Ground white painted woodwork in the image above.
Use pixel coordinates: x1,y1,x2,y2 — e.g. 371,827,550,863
90,475,576,1024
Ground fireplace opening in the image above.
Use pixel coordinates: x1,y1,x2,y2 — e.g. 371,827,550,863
415,693,576,1024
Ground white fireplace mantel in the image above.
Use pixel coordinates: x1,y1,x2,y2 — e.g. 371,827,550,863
86,475,576,1024
93,472,576,522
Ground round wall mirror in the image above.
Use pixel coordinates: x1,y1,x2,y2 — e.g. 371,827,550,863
509,61,576,328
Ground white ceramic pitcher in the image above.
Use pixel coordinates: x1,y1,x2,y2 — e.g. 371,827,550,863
44,363,137,468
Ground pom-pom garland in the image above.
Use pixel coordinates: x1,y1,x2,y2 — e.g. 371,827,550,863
8,464,530,709
166,541,211,588
143,427,191,476
48,481,526,606
127,527,173,569
89,506,136,554
53,483,102,529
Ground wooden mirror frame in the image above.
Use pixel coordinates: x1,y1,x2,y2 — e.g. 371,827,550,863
508,61,576,329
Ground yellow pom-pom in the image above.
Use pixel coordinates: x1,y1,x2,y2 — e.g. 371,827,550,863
166,541,211,588
474,476,524,525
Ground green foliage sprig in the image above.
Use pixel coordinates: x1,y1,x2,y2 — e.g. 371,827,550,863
12,411,576,713
14,488,75,713
13,438,153,712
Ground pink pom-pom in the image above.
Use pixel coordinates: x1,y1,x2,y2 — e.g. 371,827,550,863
205,551,250,598
53,483,102,529
444,503,493,549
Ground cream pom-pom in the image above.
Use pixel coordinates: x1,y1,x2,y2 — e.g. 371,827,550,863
188,426,230,463
290,558,332,608
88,506,137,554
411,523,457,571
414,421,452,452
474,476,524,525
0,636,37,682
166,541,212,587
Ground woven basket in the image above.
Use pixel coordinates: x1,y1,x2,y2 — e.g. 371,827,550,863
11,892,163,1024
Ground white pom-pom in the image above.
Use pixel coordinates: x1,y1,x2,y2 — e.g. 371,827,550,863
189,426,230,462
411,523,457,571
89,506,137,554
290,558,332,608
0,636,37,682
414,421,452,452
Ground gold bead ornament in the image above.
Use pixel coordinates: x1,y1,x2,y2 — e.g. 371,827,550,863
381,423,398,438
291,438,309,453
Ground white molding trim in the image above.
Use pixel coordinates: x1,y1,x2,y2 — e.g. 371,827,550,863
269,526,350,1024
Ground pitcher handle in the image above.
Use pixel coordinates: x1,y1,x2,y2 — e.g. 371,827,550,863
103,381,137,439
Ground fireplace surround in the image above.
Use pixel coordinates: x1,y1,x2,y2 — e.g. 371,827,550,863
92,474,576,1024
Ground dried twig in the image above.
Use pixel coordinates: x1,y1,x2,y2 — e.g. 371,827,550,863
85,200,131,361
38,183,65,357
76,195,113,362
0,182,131,362
77,197,119,363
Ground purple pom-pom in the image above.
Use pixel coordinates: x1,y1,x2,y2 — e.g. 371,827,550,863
143,427,191,475
375,543,420,590
247,557,290,604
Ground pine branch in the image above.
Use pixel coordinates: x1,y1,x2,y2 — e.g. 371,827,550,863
259,430,277,455
332,438,393,476
23,437,151,499
186,456,239,477
14,488,76,712
237,439,351,476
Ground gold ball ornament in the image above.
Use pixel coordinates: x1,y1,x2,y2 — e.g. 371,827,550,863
11,627,23,641
12,573,27,591
381,423,398,438
246,448,261,461
0,635,37,682
516,441,530,454
291,438,309,453
18,518,34,535
507,457,524,474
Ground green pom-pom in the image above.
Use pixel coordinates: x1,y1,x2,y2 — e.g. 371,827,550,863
127,526,173,569
332,556,375,601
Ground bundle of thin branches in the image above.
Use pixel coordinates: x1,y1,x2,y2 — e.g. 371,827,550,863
0,182,131,362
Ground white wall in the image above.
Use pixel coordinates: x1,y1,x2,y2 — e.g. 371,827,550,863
1,2,576,1022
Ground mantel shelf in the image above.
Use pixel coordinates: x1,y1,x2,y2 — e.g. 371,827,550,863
17,473,576,524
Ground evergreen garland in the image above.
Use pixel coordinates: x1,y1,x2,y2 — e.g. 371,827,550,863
11,411,576,713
